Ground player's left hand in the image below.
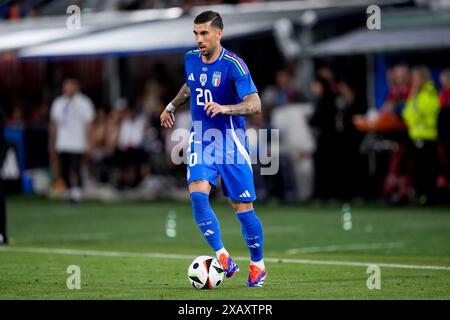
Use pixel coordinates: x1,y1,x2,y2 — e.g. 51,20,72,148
204,102,229,118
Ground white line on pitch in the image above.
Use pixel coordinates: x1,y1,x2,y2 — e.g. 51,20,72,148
0,246,449,271
286,242,404,254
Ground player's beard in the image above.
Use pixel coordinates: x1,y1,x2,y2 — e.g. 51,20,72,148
202,48,212,58
202,44,218,58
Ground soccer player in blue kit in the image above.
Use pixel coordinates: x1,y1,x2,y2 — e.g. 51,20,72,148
160,10,266,287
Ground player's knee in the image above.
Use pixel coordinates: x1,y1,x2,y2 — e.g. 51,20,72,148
188,180,211,194
232,201,253,213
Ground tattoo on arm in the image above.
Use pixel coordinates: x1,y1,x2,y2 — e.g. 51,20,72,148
172,84,191,109
224,93,262,115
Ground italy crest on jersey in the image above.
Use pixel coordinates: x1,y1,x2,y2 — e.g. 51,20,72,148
212,71,221,87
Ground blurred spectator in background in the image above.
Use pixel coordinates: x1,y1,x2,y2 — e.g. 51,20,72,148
262,68,312,202
29,95,51,125
100,99,126,185
0,107,8,245
335,78,368,200
261,69,303,115
437,69,450,197
49,79,95,203
317,66,339,95
6,100,26,126
89,107,112,184
271,102,315,203
140,77,169,173
402,66,440,204
106,98,126,154
115,103,149,189
309,72,339,201
0,0,35,20
379,64,413,204
382,64,411,115
3,0,22,20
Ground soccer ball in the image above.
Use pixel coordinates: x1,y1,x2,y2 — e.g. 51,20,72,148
188,255,224,289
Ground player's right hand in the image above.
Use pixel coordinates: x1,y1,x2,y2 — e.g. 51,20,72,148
160,109,176,128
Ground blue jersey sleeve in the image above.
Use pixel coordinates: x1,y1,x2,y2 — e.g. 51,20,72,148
228,56,258,100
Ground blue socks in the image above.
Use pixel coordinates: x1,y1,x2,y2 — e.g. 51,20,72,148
236,209,264,262
190,192,224,251
190,192,264,265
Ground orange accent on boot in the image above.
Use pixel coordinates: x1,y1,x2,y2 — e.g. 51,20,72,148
249,265,265,283
219,253,229,270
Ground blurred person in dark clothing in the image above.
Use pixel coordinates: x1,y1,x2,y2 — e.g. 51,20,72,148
335,79,368,200
115,105,149,189
261,69,304,112
0,107,8,244
6,101,26,126
317,66,339,95
309,74,339,201
402,66,440,204
90,107,112,184
437,69,450,194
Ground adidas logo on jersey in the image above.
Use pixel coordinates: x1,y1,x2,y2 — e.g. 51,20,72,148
239,190,251,198
203,229,215,237
188,73,195,81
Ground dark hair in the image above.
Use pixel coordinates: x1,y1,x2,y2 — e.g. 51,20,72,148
194,10,223,30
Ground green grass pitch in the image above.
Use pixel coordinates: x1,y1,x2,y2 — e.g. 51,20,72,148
1,196,449,299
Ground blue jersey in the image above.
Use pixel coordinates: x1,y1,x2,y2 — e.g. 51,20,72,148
185,47,257,133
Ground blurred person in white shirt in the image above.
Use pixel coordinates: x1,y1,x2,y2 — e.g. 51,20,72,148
48,79,95,203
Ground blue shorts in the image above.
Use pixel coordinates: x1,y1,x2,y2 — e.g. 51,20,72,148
186,143,256,203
